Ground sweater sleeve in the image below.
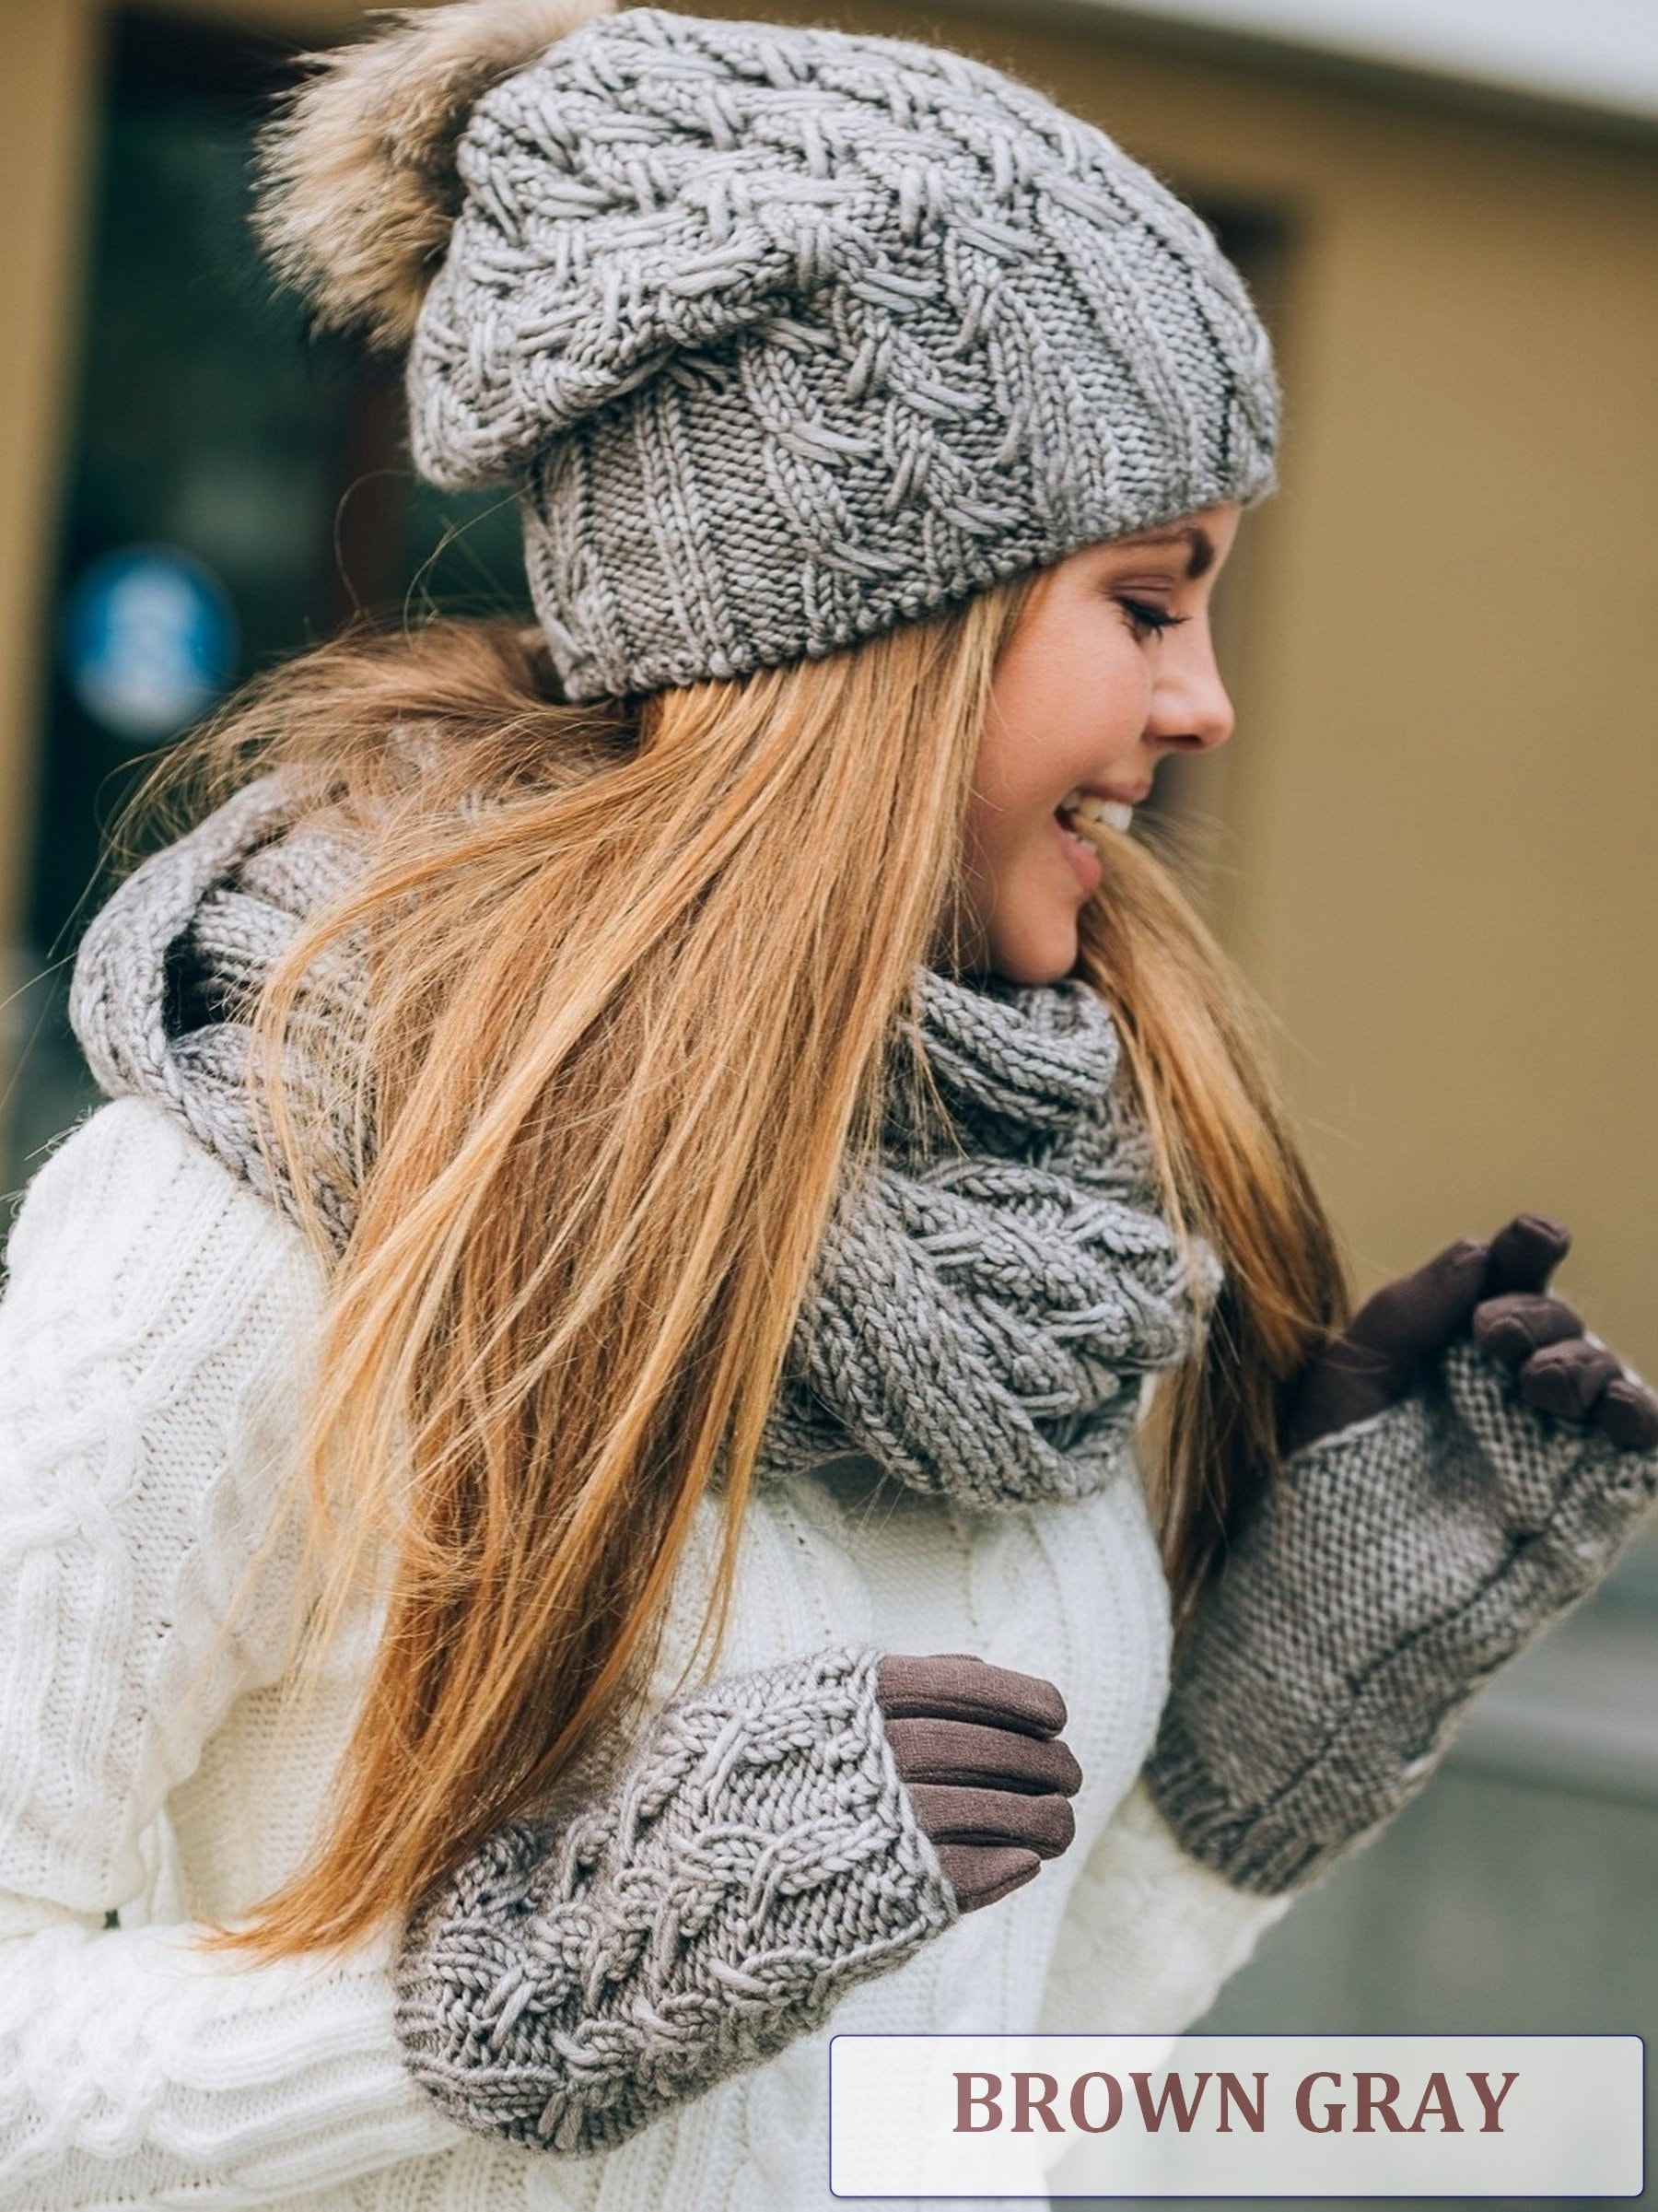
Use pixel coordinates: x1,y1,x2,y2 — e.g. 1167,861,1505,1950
1037,1778,1294,2037
0,1100,470,2209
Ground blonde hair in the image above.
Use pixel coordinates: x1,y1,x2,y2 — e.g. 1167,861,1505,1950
124,583,1343,1964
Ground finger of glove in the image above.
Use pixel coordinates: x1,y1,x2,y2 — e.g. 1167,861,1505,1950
1287,1239,1489,1451
1598,1377,1658,1453
906,1782,1076,1860
1519,1339,1622,1422
1484,1214,1571,1298
877,1654,1067,1737
1284,1338,1400,1452
1473,1293,1584,1369
886,1716,1082,1797
935,1843,1042,1913
1345,1238,1490,1367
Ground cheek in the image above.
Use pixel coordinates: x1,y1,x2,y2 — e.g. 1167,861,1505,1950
982,641,1150,812
960,786,1016,880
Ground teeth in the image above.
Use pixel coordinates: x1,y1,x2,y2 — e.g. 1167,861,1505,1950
1058,790,1136,834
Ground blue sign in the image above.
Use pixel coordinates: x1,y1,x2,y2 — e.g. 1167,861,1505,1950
64,545,239,744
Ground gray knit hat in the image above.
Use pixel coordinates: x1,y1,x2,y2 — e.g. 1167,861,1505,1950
261,0,1277,699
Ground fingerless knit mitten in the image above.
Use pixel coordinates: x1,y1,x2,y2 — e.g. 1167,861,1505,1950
392,1645,956,2153
1146,1340,1658,1894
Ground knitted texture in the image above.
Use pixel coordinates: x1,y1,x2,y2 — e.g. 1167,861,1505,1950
1146,1338,1658,1894
0,1096,1287,2208
1037,1779,1293,2037
69,778,1203,1515
404,5,1277,697
391,1644,955,2154
69,778,367,1255
759,966,1206,1508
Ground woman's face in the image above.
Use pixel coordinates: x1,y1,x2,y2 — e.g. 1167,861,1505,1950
956,502,1243,984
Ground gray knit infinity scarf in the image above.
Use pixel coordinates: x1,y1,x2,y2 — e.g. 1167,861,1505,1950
756,968,1204,1507
70,777,1203,1513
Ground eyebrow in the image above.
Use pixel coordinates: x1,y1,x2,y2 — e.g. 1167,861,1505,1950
1113,525,1216,579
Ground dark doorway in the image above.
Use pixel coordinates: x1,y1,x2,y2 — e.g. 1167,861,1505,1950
8,8,529,1182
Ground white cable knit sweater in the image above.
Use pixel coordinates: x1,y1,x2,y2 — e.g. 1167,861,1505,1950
0,1097,1290,2210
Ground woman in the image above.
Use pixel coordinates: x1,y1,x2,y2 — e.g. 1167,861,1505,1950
1,0,1652,2203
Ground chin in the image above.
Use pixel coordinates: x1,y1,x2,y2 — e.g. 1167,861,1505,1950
987,915,1080,987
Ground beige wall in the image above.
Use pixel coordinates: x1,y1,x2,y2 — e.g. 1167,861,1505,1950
3,1,1655,1369
0,0,99,1007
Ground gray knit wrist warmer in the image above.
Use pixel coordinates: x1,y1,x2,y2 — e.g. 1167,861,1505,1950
1146,1339,1658,1894
392,1644,956,2153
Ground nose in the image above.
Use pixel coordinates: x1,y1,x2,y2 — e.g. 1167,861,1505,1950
1147,626,1234,754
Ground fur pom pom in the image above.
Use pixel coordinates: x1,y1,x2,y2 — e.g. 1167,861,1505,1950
256,0,615,352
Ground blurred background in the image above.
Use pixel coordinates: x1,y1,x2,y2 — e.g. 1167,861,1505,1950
0,0,1653,2203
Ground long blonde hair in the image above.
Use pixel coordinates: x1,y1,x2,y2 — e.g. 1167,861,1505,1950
124,580,1343,1963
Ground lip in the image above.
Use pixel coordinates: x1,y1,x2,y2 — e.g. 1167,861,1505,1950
1053,810,1104,892
1063,780,1152,808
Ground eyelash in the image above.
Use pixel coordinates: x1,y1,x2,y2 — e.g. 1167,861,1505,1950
1115,596,1190,642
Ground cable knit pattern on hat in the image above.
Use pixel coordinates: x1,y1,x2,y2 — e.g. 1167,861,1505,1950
397,6,1277,696
393,1646,955,2154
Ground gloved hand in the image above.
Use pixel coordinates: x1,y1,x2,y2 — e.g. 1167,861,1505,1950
394,1644,1079,2155
1287,1213,1658,1452
1146,1216,1658,1896
878,1653,1081,1908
